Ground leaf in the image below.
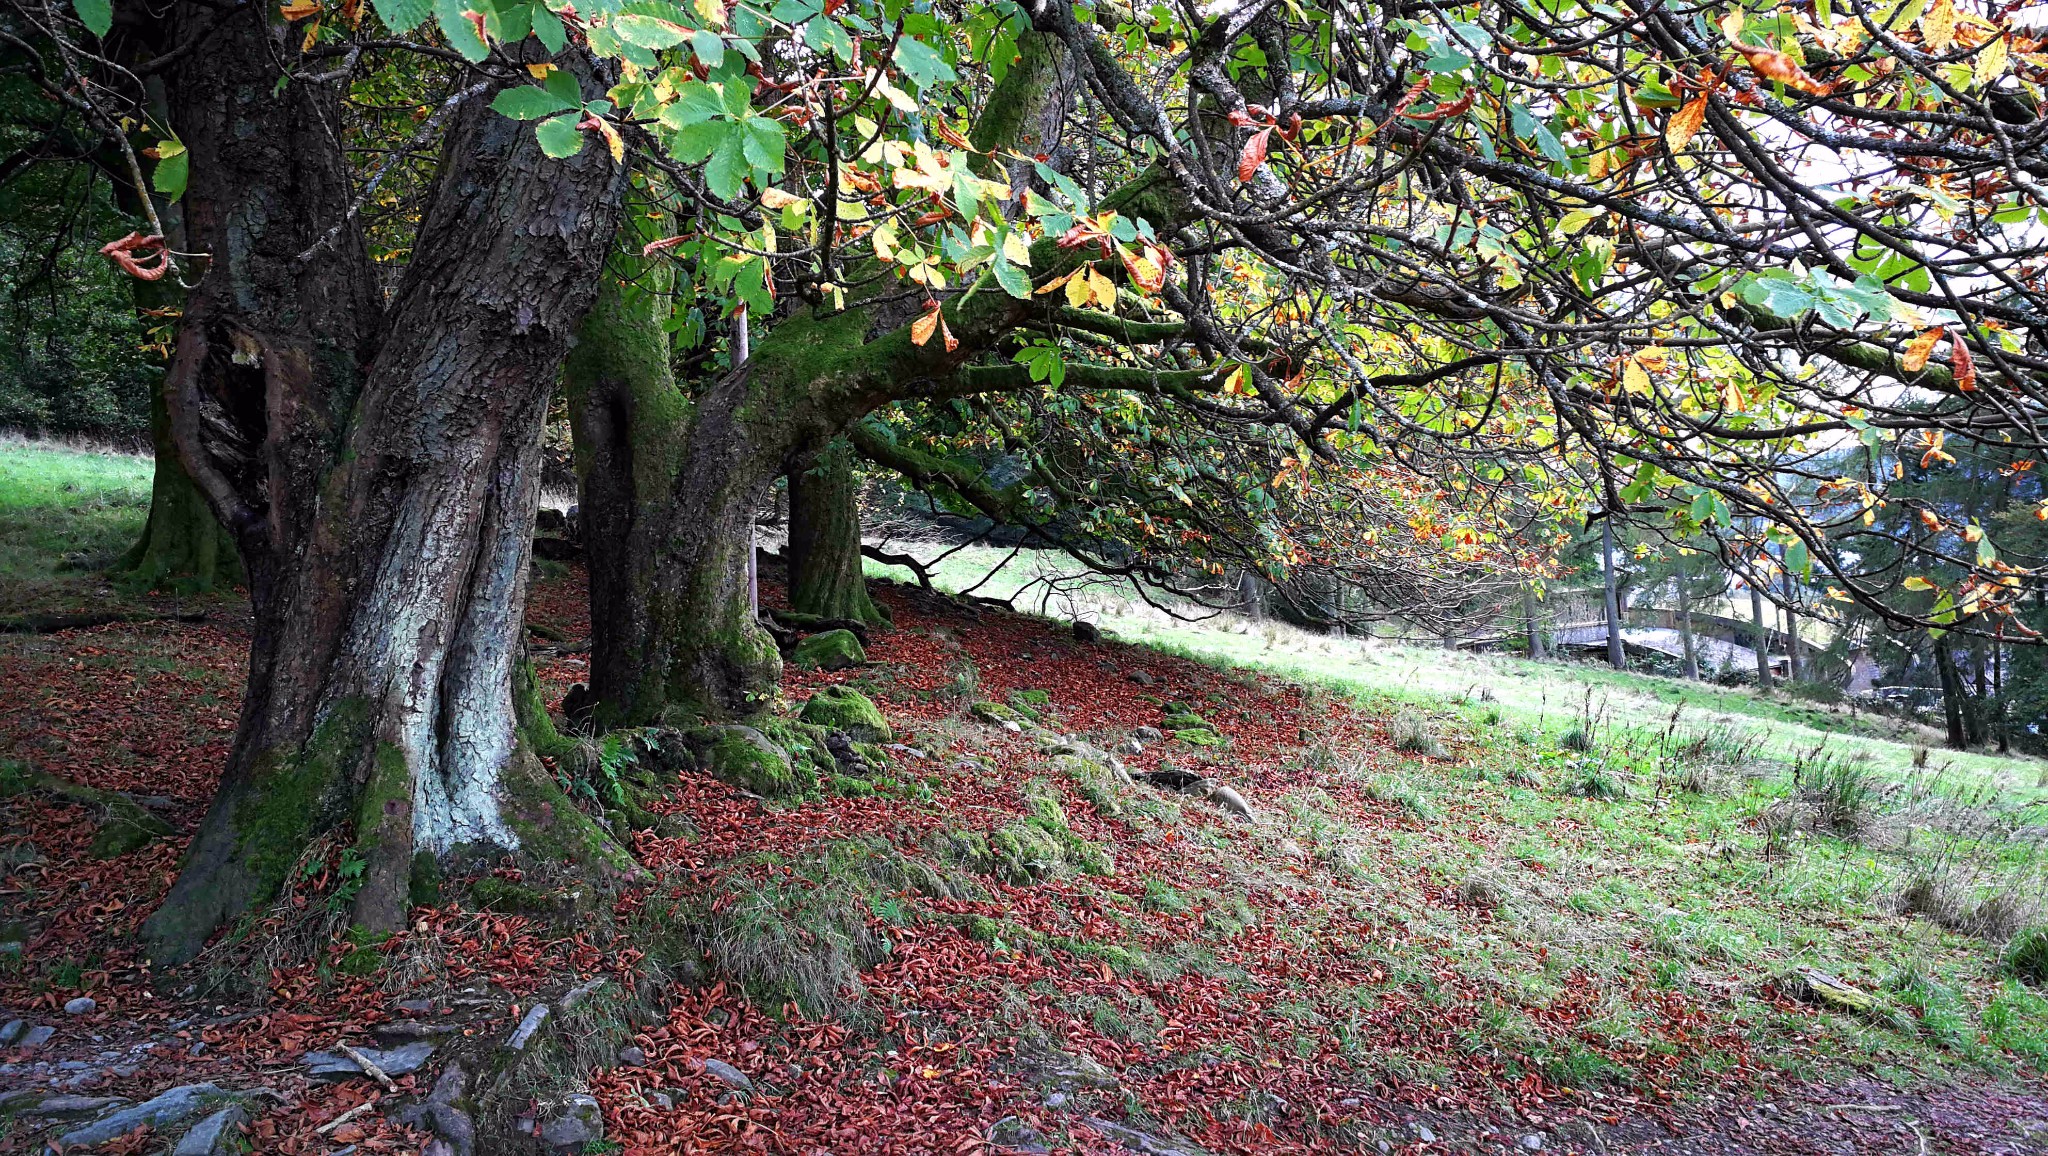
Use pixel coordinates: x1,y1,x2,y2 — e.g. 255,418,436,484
893,36,956,88
491,86,576,120
1120,247,1165,293
280,0,321,19
1903,575,1936,591
433,0,487,60
1951,332,1976,391
535,113,583,158
370,0,429,31
1236,128,1272,184
1087,266,1115,307
1064,267,1093,308
590,115,625,164
1001,229,1033,268
1975,34,2009,86
1902,326,1943,372
910,305,941,347
705,132,748,199
758,187,804,210
72,0,111,36
151,144,188,200
612,13,691,48
740,116,785,176
1921,0,1956,52
530,3,564,50
1665,96,1709,153
1734,44,1829,95
1622,356,1651,395
992,250,1032,299
694,0,726,27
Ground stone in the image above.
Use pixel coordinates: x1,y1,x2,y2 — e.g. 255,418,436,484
539,1094,604,1149
970,701,1025,726
63,997,96,1016
1413,1123,1437,1143
1072,620,1101,643
1118,738,1143,756
303,1041,437,1080
1519,1133,1545,1151
1128,670,1157,687
0,1019,23,1046
30,1094,125,1118
55,1083,233,1150
505,1004,550,1051
798,686,892,742
618,1045,648,1067
789,629,866,670
649,1091,674,1110
173,1104,248,1156
396,998,438,1014
701,1058,753,1095
1133,726,1163,742
372,1020,459,1044
1791,966,1877,1013
1082,1117,1212,1156
390,1063,474,1156
20,1025,54,1049
989,1115,1051,1153
686,726,803,798
1206,784,1256,822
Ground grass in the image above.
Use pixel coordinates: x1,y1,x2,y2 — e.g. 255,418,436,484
0,438,151,612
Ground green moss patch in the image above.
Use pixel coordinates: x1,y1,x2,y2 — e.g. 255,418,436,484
789,629,867,670
798,685,893,742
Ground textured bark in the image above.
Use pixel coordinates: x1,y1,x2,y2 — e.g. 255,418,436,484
788,438,886,625
1935,640,1969,750
141,15,627,965
1749,584,1774,690
114,379,242,592
1600,518,1625,670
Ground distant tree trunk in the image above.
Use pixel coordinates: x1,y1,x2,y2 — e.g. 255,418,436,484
1601,517,1625,669
1750,582,1774,690
1521,584,1545,658
787,437,887,624
141,21,627,964
1781,562,1804,682
1240,570,1264,620
1676,568,1699,681
114,379,243,592
1934,639,1969,750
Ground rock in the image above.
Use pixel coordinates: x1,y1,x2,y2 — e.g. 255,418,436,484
989,1115,1052,1153
1413,1123,1437,1142
1043,1091,1071,1110
395,998,438,1014
685,725,805,798
1072,620,1101,643
303,1041,436,1080
1118,738,1143,756
20,1025,54,1049
1128,670,1157,688
1133,726,1164,742
539,1094,604,1149
618,1045,648,1067
970,701,1026,726
701,1058,753,1095
1205,784,1256,821
1519,1133,1545,1151
371,1020,460,1044
55,1083,233,1150
0,1019,23,1046
29,1094,126,1118
1082,1117,1213,1156
63,997,96,1016
1790,966,1877,1014
559,977,607,1010
390,1063,474,1156
649,1091,674,1110
506,1004,551,1051
789,629,866,670
798,685,892,742
173,1104,248,1156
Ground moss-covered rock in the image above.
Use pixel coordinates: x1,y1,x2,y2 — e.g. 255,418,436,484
789,629,867,670
1172,727,1227,747
798,686,893,742
970,701,1025,726
470,877,554,914
686,725,814,798
1051,754,1124,817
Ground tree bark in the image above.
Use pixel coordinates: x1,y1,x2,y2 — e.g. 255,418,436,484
1781,560,1804,682
1934,638,1969,750
788,437,887,625
1750,581,1774,690
1520,584,1544,659
1676,570,1699,681
114,377,242,592
141,18,628,964
1600,516,1625,669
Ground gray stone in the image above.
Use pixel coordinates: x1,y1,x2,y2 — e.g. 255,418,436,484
1133,725,1164,741
62,997,96,1016
989,1115,1051,1153
617,1045,648,1067
1082,1117,1212,1156
55,1083,233,1149
29,1094,125,1118
539,1093,604,1148
390,1063,474,1156
505,1003,550,1051
1519,1134,1545,1151
1413,1123,1437,1142
396,998,437,1014
1128,671,1158,688
702,1058,753,1095
20,1025,54,1049
173,1105,248,1156
302,1041,436,1080
0,1019,23,1045
649,1091,674,1110
1043,1090,1070,1110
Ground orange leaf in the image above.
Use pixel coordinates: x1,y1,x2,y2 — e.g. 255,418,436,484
1237,128,1272,184
910,305,941,347
279,0,321,18
1950,333,1976,392
1666,96,1709,152
1901,326,1943,372
1734,44,1830,95
938,313,958,353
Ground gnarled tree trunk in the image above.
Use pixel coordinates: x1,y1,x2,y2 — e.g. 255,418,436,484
141,13,627,964
788,437,886,625
114,379,242,592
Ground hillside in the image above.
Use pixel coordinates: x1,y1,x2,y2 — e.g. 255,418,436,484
2,444,2046,1154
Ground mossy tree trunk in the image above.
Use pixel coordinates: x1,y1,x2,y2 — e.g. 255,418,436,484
114,379,242,593
787,437,886,625
140,15,628,965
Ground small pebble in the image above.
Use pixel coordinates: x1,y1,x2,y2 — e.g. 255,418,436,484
617,1046,648,1067
1520,1134,1545,1151
62,998,96,1016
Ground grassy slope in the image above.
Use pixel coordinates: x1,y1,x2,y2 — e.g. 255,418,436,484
0,440,151,614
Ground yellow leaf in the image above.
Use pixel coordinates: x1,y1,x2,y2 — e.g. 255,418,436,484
1035,268,1079,296
1622,358,1652,395
1903,575,1936,591
302,19,320,50
910,307,941,347
759,187,806,210
280,0,320,19
1088,266,1116,308
1901,326,1943,372
1964,523,1984,542
1718,8,1744,39
694,0,726,27
1976,34,2009,84
595,117,624,164
1666,96,1709,153
1001,230,1033,267
527,63,555,79
1065,268,1092,308
1921,0,1956,52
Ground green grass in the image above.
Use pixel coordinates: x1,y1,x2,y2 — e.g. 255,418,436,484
0,440,151,612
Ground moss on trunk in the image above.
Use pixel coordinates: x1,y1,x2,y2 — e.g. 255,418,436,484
113,378,242,593
787,438,887,626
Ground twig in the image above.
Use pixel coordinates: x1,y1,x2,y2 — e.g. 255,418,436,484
315,1101,376,1134
336,1042,396,1092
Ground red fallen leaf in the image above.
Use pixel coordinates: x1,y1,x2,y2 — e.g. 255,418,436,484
1951,332,1977,391
1237,127,1272,184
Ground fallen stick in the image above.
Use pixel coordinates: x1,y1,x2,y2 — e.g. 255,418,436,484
316,1101,376,1134
336,1042,397,1092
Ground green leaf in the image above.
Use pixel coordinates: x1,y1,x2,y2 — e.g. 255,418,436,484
531,3,566,50
72,0,111,36
1785,541,1811,578
373,0,432,32
705,132,749,199
151,148,188,200
535,113,584,158
691,28,725,68
491,86,577,120
543,66,582,105
893,36,956,87
435,0,489,61
992,250,1031,299
667,119,730,164
1736,270,1818,319
613,13,691,48
740,116,785,176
